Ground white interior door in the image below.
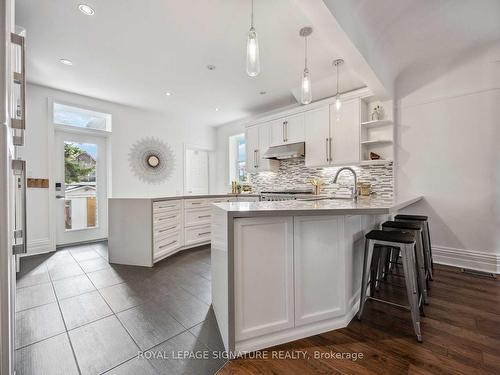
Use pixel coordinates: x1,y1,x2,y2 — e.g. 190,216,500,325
55,131,108,245
184,147,209,195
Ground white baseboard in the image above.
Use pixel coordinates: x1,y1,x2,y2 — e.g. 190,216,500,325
433,245,500,274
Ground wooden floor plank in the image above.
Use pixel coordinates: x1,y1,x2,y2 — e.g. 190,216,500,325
219,264,500,375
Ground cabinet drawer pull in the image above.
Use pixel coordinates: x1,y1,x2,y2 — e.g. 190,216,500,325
198,232,211,236
325,138,329,162
158,215,177,221
329,137,333,161
198,215,211,218
159,225,177,233
158,204,176,209
159,240,177,249
190,202,202,205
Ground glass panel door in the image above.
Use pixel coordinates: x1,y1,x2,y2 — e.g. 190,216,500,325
55,131,107,245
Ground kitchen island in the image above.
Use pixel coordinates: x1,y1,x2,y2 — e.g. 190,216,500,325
211,196,422,354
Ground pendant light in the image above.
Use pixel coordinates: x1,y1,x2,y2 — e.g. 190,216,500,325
333,59,344,110
246,0,260,77
299,27,313,105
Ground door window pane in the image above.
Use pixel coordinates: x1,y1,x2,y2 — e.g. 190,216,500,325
64,142,97,230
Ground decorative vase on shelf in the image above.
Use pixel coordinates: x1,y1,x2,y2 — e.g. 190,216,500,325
371,105,382,121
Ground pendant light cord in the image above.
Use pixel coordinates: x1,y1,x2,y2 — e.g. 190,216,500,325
251,0,254,28
304,37,308,69
336,63,340,95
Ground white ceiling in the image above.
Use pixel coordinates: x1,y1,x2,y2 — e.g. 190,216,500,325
324,0,500,82
16,0,367,127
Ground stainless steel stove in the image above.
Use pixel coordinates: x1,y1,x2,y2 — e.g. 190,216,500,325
259,189,314,201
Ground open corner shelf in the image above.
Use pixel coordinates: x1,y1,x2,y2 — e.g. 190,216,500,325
360,139,393,146
360,119,393,128
360,159,393,166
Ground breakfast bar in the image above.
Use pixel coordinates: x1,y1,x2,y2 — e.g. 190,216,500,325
210,196,422,353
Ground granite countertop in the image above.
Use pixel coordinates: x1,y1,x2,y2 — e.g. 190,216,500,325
213,196,422,217
109,193,260,201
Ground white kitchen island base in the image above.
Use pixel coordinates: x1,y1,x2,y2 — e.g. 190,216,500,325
211,196,421,353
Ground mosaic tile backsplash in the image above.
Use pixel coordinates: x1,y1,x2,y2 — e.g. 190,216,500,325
248,158,394,198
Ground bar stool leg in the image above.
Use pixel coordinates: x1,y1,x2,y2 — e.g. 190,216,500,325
420,224,433,281
358,239,375,320
401,243,423,342
370,246,380,296
414,232,428,305
426,221,434,271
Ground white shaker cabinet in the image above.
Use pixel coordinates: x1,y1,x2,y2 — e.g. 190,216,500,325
305,99,360,167
270,113,305,146
331,98,360,166
245,124,278,172
304,106,330,167
234,217,295,341
293,216,346,326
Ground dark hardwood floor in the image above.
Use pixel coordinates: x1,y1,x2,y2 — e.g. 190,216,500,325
219,264,500,375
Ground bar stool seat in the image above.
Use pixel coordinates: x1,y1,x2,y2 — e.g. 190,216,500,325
394,214,428,221
358,229,423,342
382,221,429,305
395,214,434,279
366,230,415,243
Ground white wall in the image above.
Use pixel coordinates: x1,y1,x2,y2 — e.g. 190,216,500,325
20,84,215,253
396,42,500,271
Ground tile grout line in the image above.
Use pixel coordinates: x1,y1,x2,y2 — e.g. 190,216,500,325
46,254,83,375
68,248,147,370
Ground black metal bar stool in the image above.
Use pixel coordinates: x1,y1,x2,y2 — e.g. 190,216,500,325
395,214,433,280
358,230,423,342
381,221,428,305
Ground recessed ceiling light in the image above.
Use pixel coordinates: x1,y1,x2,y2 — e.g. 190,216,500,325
78,4,95,16
215,108,220,112
207,65,216,71
60,59,73,66
165,92,172,96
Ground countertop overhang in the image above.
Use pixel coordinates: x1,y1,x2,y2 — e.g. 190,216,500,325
213,196,422,218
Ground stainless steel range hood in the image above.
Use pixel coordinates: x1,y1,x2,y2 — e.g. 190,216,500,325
262,142,305,160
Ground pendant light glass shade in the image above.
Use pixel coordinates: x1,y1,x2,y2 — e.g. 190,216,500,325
301,68,312,104
299,27,313,105
333,59,344,111
246,0,260,77
335,94,342,111
246,27,260,77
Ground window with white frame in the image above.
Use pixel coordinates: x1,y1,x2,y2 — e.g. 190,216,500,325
53,102,112,132
229,133,246,183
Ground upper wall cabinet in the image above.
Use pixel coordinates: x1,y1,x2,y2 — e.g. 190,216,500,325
331,98,360,166
246,124,278,173
305,98,360,168
270,113,305,147
304,106,330,167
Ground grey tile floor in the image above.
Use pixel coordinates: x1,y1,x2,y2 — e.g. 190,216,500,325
15,242,227,375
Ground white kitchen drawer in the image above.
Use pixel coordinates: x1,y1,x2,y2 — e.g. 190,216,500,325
153,222,181,241
185,208,212,227
185,225,211,246
154,231,182,260
153,200,182,213
184,198,210,209
153,211,181,228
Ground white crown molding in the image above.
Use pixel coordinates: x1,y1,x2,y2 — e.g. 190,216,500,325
433,246,500,274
